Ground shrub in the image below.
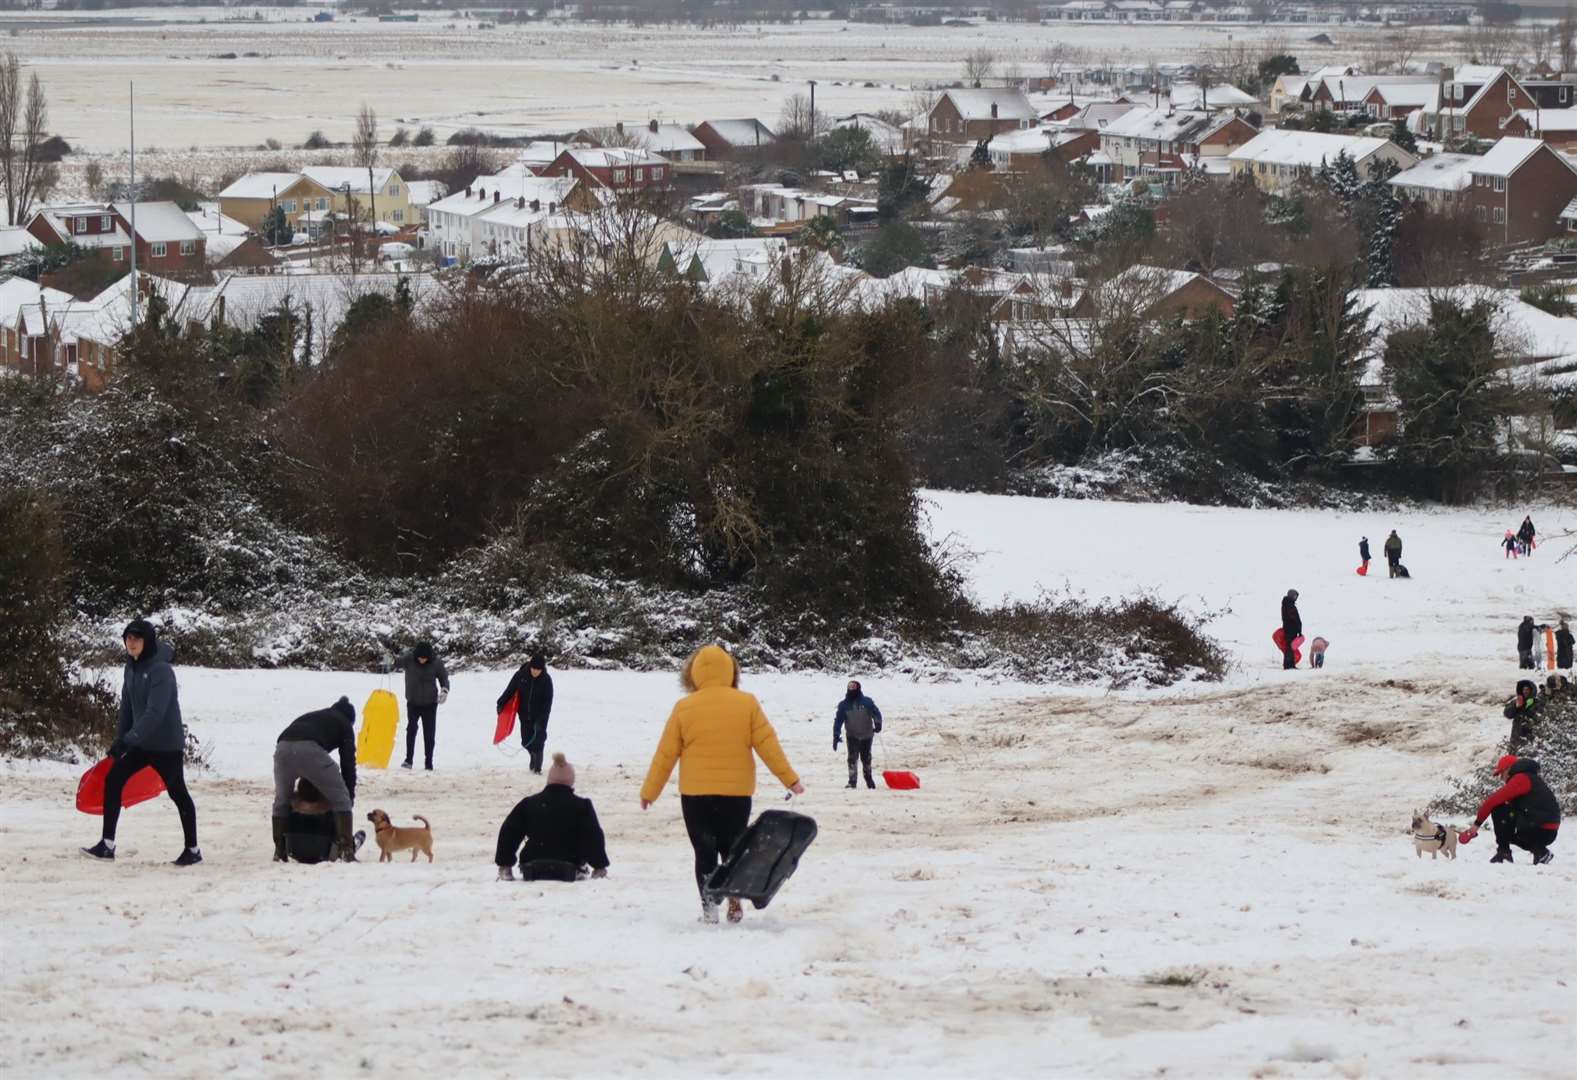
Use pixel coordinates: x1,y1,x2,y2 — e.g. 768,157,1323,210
301,129,332,149
413,126,435,147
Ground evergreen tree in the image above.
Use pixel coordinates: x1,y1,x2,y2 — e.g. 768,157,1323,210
1356,159,1402,287
1322,151,1363,209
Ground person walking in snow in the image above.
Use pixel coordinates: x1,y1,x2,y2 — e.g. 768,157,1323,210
1517,616,1538,670
1518,516,1536,555
833,679,883,790
81,618,201,866
1383,530,1403,578
392,640,449,771
1503,531,1520,559
1280,589,1302,670
497,653,554,774
271,697,360,863
494,752,610,882
640,644,803,925
1459,755,1560,865
1557,621,1574,671
1358,536,1371,572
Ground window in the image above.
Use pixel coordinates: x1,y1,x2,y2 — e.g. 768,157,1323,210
392,209,403,222
1563,87,1572,104
1454,115,1466,132
180,240,195,256
1507,82,1515,105
113,245,124,262
76,216,88,233
614,169,628,183
1493,176,1505,192
281,199,296,212
1475,206,1487,221
653,167,663,181
101,215,112,230
316,197,329,211
634,168,644,181
151,241,167,257
389,183,400,196
1493,207,1505,224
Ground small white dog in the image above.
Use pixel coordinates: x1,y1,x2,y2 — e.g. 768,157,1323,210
1411,811,1460,860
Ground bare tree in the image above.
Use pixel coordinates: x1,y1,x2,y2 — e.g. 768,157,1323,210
84,160,104,199
1561,2,1577,71
1464,22,1519,67
777,92,827,142
353,103,380,233
0,54,49,226
963,48,997,86
1039,42,1084,86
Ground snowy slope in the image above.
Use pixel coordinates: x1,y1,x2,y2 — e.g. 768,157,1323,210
3,496,1575,1079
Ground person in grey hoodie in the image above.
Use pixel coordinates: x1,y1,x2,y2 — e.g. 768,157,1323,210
392,640,449,770
81,618,201,866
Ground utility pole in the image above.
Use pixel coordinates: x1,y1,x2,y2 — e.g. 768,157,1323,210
129,81,138,328
808,79,817,141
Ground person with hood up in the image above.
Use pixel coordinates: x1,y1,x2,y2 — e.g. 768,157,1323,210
1518,515,1536,554
1504,679,1541,752
271,697,360,863
1383,530,1403,578
833,679,883,789
1280,589,1302,670
494,752,610,882
1557,621,1574,671
1358,536,1371,572
81,618,201,865
640,644,803,925
392,640,449,771
1517,615,1538,670
1460,755,1560,864
497,653,554,773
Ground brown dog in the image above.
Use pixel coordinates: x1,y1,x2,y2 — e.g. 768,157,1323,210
366,809,434,863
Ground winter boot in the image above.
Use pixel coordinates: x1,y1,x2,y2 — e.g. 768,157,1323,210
272,817,289,862
726,897,744,924
334,812,359,862
173,848,203,867
400,760,413,770
80,840,115,861
1490,847,1514,864
700,899,720,925
1533,848,1554,865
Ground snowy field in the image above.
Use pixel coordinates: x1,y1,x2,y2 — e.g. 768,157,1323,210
6,9,1466,150
3,493,1575,1079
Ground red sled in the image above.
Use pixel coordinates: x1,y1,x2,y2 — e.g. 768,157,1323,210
75,757,166,815
1356,563,1368,576
882,770,921,790
1272,628,1305,666
493,693,519,745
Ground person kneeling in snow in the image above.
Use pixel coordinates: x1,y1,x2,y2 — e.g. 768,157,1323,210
495,753,610,882
1504,680,1541,752
272,697,359,863
1460,755,1561,865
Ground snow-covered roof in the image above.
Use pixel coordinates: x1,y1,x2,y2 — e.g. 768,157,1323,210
1316,74,1430,104
300,166,399,196
0,275,74,326
1227,129,1399,168
1387,152,1478,193
0,225,40,258
1452,65,1505,87
557,146,668,169
217,172,321,200
1561,196,1577,223
405,180,448,207
589,123,706,156
832,113,905,154
1367,82,1440,108
988,126,1062,154
1101,107,1220,143
1516,108,1577,133
113,202,205,244
1168,83,1258,110
668,237,789,285
939,88,1038,122
1355,286,1577,385
1063,101,1141,130
697,119,777,147
187,204,251,237
1470,137,1552,178
29,205,130,250
428,175,580,219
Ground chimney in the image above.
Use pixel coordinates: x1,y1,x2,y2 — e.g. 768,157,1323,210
493,190,500,203
649,118,659,133
991,102,999,119
465,186,473,197
616,121,624,136
530,199,540,211
549,202,556,213
517,196,524,209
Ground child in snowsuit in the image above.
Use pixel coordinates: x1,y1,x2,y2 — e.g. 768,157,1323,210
494,753,609,882
833,680,884,789
1459,755,1560,864
1309,637,1329,669
1503,531,1519,559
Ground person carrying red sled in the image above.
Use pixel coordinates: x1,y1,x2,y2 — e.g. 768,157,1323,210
1280,590,1302,670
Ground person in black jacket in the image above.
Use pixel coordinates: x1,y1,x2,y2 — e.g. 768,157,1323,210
1557,621,1574,671
81,618,201,866
1517,615,1537,670
1504,679,1541,753
497,653,554,773
392,640,449,771
833,680,884,789
1460,755,1561,864
1518,516,1536,554
1358,536,1371,571
1280,590,1302,670
283,778,367,864
494,753,609,882
272,697,359,862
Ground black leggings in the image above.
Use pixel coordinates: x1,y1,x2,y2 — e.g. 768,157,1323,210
680,794,751,899
103,749,197,849
405,703,437,766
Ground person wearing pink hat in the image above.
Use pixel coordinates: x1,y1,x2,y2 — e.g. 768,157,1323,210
1459,755,1560,865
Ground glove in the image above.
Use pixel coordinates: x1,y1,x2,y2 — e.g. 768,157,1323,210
591,867,608,879
497,866,515,881
437,688,449,705
1459,827,1478,845
833,738,841,751
107,739,127,759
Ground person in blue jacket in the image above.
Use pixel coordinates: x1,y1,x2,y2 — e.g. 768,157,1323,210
833,680,883,790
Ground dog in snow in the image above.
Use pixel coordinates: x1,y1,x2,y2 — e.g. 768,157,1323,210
366,809,434,863
1410,811,1459,860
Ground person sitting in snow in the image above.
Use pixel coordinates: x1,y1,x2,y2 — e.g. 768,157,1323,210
833,679,883,790
1504,679,1541,752
1308,636,1329,669
1460,755,1560,865
495,752,610,882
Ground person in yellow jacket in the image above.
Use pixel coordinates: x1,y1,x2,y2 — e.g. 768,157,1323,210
640,644,804,924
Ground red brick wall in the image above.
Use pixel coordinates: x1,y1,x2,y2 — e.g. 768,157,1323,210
1466,144,1577,245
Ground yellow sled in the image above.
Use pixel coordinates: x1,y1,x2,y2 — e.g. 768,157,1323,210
357,689,400,768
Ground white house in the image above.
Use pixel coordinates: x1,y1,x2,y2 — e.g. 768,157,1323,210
1227,130,1418,192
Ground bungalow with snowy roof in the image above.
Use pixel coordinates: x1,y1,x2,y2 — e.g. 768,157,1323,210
1268,66,1355,115
185,205,272,270
1226,130,1417,193
300,166,412,230
26,200,208,279
217,172,337,234
1506,107,1577,149
1071,264,1234,319
0,275,74,374
1417,66,1535,142
8,274,193,391
1460,137,1577,246
540,146,673,195
832,114,907,156
985,126,1100,170
691,119,776,159
927,88,1038,145
1309,74,1433,113
1059,0,1112,19
425,174,596,264
1360,82,1440,121
574,120,709,162
1167,83,1259,113
1099,107,1258,182
1060,101,1142,132
657,237,790,286
1386,151,1477,211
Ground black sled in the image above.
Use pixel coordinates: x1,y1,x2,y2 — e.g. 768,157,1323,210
704,809,817,910
1396,563,1411,579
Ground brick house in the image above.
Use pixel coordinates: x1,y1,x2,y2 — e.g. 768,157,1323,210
1098,107,1258,182
1227,130,1418,194
690,119,776,159
574,120,708,162
1072,265,1235,319
1520,78,1577,109
1462,137,1577,246
1310,75,1433,113
927,88,1038,144
540,146,672,194
1505,107,1577,148
1360,82,1439,122
1425,66,1536,141
26,201,207,278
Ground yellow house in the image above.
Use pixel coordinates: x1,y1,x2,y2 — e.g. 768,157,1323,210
302,166,413,228
216,172,336,232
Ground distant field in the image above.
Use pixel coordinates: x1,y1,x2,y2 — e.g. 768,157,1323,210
4,7,1472,151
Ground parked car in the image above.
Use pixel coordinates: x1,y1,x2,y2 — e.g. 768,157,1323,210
290,232,310,246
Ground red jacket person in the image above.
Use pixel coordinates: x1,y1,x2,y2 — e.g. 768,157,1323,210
1460,756,1560,865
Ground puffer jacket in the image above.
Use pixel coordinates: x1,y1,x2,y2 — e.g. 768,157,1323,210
118,634,184,753
393,646,449,706
639,645,799,801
